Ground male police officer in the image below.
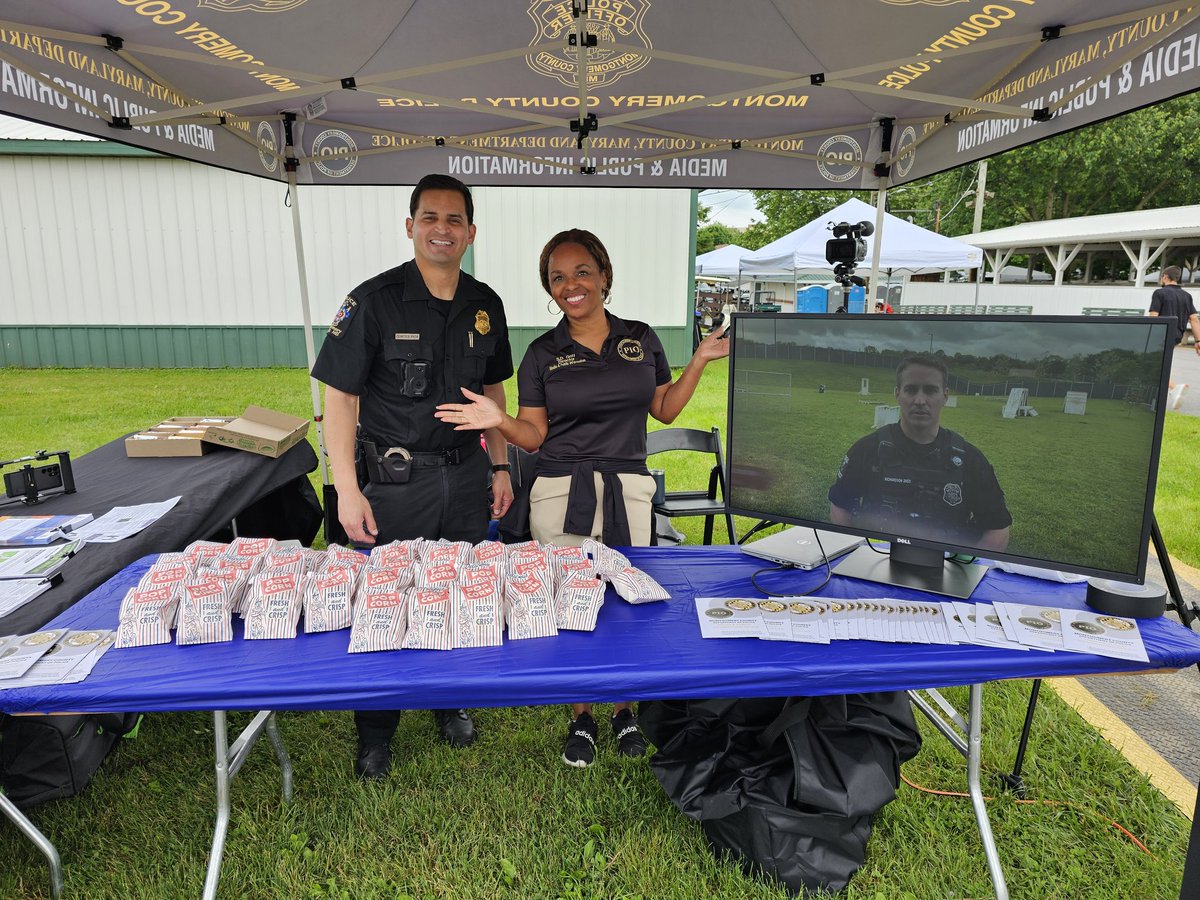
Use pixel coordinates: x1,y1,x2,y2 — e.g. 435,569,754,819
312,174,514,779
828,355,1011,552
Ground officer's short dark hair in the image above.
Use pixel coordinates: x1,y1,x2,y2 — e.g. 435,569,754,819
410,174,474,224
1163,265,1183,283
539,229,614,298
895,355,949,389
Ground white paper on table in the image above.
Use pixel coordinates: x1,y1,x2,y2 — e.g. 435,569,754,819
993,602,1064,652
827,599,851,642
1059,609,1148,662
694,597,768,639
942,601,970,644
920,601,953,645
781,599,830,644
69,497,181,544
0,628,67,678
0,542,80,580
2,630,114,686
968,603,1030,650
0,578,55,616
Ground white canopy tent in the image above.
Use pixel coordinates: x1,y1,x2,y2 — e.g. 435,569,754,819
739,198,983,277
695,243,751,278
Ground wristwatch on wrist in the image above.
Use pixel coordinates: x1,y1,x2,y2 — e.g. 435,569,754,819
491,463,512,473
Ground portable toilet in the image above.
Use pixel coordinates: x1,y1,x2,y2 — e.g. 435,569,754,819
846,283,866,313
795,285,828,314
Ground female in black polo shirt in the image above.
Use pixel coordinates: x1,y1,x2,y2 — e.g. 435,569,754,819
435,228,729,766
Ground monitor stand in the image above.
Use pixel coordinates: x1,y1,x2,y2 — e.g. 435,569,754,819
832,542,987,600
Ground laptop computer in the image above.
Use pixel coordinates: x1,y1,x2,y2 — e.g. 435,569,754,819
740,527,864,569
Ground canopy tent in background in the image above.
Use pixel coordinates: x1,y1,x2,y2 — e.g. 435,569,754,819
739,198,983,277
695,244,751,278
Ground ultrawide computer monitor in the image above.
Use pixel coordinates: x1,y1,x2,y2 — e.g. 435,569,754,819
726,314,1174,599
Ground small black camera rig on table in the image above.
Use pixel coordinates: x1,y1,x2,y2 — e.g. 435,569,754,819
0,450,76,507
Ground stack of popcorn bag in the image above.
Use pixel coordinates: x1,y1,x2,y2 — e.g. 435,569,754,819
348,588,408,653
504,545,558,640
114,552,194,647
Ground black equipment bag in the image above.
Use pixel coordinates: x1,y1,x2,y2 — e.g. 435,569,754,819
0,712,141,809
640,693,921,895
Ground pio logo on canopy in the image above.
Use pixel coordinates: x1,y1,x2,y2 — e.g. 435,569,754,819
527,0,652,88
197,0,310,11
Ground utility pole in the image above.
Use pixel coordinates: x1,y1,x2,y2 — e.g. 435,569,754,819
972,160,989,234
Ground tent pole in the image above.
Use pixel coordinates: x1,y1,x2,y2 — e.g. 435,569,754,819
284,159,330,490
868,177,888,306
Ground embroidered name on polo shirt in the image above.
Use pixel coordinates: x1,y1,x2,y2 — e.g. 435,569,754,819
395,333,420,341
616,338,644,362
548,354,587,373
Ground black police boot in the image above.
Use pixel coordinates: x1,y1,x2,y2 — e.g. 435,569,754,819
433,709,477,748
354,743,392,780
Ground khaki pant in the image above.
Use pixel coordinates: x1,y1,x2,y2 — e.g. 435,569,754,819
529,472,655,547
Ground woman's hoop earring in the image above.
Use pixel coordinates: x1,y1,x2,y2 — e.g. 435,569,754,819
604,292,611,306
546,298,558,315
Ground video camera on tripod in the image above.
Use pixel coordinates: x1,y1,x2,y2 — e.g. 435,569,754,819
825,219,874,287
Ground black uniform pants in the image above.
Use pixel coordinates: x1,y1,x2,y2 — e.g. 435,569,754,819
354,447,490,747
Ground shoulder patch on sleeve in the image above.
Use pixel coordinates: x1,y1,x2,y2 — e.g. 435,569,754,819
328,296,357,337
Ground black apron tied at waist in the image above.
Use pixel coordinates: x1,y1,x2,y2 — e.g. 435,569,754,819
559,459,646,546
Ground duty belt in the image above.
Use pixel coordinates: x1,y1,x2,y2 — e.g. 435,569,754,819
377,444,466,467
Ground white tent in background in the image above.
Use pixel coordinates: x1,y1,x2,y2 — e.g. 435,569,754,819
739,198,983,277
696,244,751,278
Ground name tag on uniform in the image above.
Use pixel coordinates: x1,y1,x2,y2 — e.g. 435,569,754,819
395,333,420,341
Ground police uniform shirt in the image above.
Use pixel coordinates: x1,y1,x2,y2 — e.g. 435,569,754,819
828,423,1012,543
1150,283,1197,344
312,261,513,451
517,312,672,476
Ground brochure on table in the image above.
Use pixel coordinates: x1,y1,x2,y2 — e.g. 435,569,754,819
0,513,93,546
0,541,80,580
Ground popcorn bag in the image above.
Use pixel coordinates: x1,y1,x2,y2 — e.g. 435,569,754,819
176,578,234,645
304,567,355,633
226,536,277,559
136,560,192,599
504,571,558,640
356,565,413,602
403,587,456,650
115,585,178,648
607,566,671,604
453,565,504,648
184,540,228,568
554,576,606,631
472,540,506,565
244,570,304,640
369,540,418,571
582,538,631,576
348,589,408,653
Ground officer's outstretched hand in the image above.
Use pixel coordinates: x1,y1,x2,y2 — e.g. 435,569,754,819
695,321,732,363
338,485,379,546
435,388,504,431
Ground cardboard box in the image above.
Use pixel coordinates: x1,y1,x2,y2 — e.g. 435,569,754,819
201,406,309,458
125,417,236,458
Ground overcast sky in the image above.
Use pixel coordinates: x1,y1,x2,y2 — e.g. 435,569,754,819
699,189,759,229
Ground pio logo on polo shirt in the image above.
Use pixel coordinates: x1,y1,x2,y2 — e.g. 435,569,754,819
616,338,644,362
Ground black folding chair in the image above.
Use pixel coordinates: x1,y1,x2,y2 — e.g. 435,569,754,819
646,426,736,545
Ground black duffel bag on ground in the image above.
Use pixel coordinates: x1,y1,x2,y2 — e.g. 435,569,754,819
1,712,141,809
640,693,921,895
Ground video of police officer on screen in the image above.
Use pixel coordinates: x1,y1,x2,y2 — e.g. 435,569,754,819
726,314,1173,581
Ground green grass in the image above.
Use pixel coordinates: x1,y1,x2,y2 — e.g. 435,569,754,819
0,366,1198,898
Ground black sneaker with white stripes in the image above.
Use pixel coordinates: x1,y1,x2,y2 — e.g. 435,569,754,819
611,708,647,757
562,712,598,768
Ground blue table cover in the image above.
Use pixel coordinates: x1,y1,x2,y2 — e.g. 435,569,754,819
3,547,1200,714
